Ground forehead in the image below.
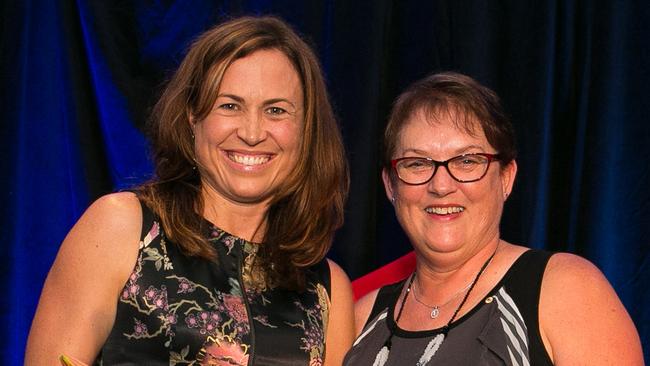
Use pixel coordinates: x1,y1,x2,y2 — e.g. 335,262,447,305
396,108,491,154
219,49,303,97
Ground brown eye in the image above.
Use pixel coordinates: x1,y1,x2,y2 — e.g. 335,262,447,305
219,103,239,111
450,154,487,171
266,106,287,115
402,158,430,170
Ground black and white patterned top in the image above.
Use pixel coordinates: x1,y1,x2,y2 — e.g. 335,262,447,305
343,250,554,366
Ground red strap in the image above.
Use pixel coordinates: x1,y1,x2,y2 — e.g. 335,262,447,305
351,251,416,300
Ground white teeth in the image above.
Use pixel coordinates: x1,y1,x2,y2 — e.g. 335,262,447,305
425,206,465,215
228,153,270,166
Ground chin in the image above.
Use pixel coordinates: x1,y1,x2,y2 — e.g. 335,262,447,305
231,191,274,204
224,179,275,198
419,235,466,253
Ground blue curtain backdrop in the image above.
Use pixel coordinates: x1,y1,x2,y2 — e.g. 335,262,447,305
2,1,649,363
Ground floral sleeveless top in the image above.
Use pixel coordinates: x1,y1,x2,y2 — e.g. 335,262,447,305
96,200,331,365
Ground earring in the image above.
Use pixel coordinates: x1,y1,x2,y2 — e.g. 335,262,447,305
391,197,396,204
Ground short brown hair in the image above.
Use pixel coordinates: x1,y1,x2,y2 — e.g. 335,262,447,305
384,72,516,169
138,16,348,290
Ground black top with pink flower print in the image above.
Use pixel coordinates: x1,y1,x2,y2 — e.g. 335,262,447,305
95,199,331,366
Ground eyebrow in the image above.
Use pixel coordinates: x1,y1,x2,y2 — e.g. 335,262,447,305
217,94,245,103
453,145,488,154
216,94,297,109
264,98,297,109
402,145,488,156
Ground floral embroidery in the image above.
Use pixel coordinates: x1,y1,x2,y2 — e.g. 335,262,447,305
315,284,330,335
223,295,247,324
221,236,237,255
286,283,330,365
253,315,277,328
107,215,329,365
177,277,196,294
142,221,159,248
241,242,269,292
140,221,173,270
200,335,250,365
170,345,192,366
143,245,173,271
164,313,178,337
133,318,148,336
143,285,169,310
185,311,222,336
121,270,141,300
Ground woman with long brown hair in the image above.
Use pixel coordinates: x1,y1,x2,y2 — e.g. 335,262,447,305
25,16,354,365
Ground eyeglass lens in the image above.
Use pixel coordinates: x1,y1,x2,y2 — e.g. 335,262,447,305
396,154,491,184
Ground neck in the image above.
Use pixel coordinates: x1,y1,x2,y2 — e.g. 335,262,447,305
414,238,501,300
201,186,269,243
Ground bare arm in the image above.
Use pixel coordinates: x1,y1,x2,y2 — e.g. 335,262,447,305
353,289,379,336
24,192,142,365
324,259,355,366
540,253,644,365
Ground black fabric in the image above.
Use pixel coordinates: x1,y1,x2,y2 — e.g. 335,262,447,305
505,250,554,365
350,250,554,365
366,280,405,330
137,199,155,241
97,199,332,365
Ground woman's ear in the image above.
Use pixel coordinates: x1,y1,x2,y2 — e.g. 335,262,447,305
501,159,517,200
382,168,397,205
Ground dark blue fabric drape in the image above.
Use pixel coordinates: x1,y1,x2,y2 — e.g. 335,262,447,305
2,1,648,363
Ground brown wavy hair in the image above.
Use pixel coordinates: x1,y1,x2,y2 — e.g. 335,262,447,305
136,16,349,290
384,72,517,170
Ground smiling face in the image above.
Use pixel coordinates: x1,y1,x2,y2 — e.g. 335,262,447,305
192,49,304,207
383,109,517,258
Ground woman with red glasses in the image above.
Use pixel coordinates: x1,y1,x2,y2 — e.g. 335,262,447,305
344,72,642,365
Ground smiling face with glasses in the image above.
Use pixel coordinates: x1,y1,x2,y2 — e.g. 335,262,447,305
382,111,517,258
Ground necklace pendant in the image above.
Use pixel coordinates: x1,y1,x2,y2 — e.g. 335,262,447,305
430,306,440,319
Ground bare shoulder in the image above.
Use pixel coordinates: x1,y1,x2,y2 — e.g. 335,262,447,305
540,252,643,365
83,191,142,232
541,253,629,311
545,252,603,279
24,192,144,364
92,190,140,211
57,191,142,271
57,192,143,269
540,253,615,319
353,288,380,335
326,258,352,286
325,259,354,318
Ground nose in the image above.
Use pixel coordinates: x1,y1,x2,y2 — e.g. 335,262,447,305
237,112,267,145
426,165,457,196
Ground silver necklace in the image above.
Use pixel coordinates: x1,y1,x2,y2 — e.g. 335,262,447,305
411,279,472,319
375,246,498,366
